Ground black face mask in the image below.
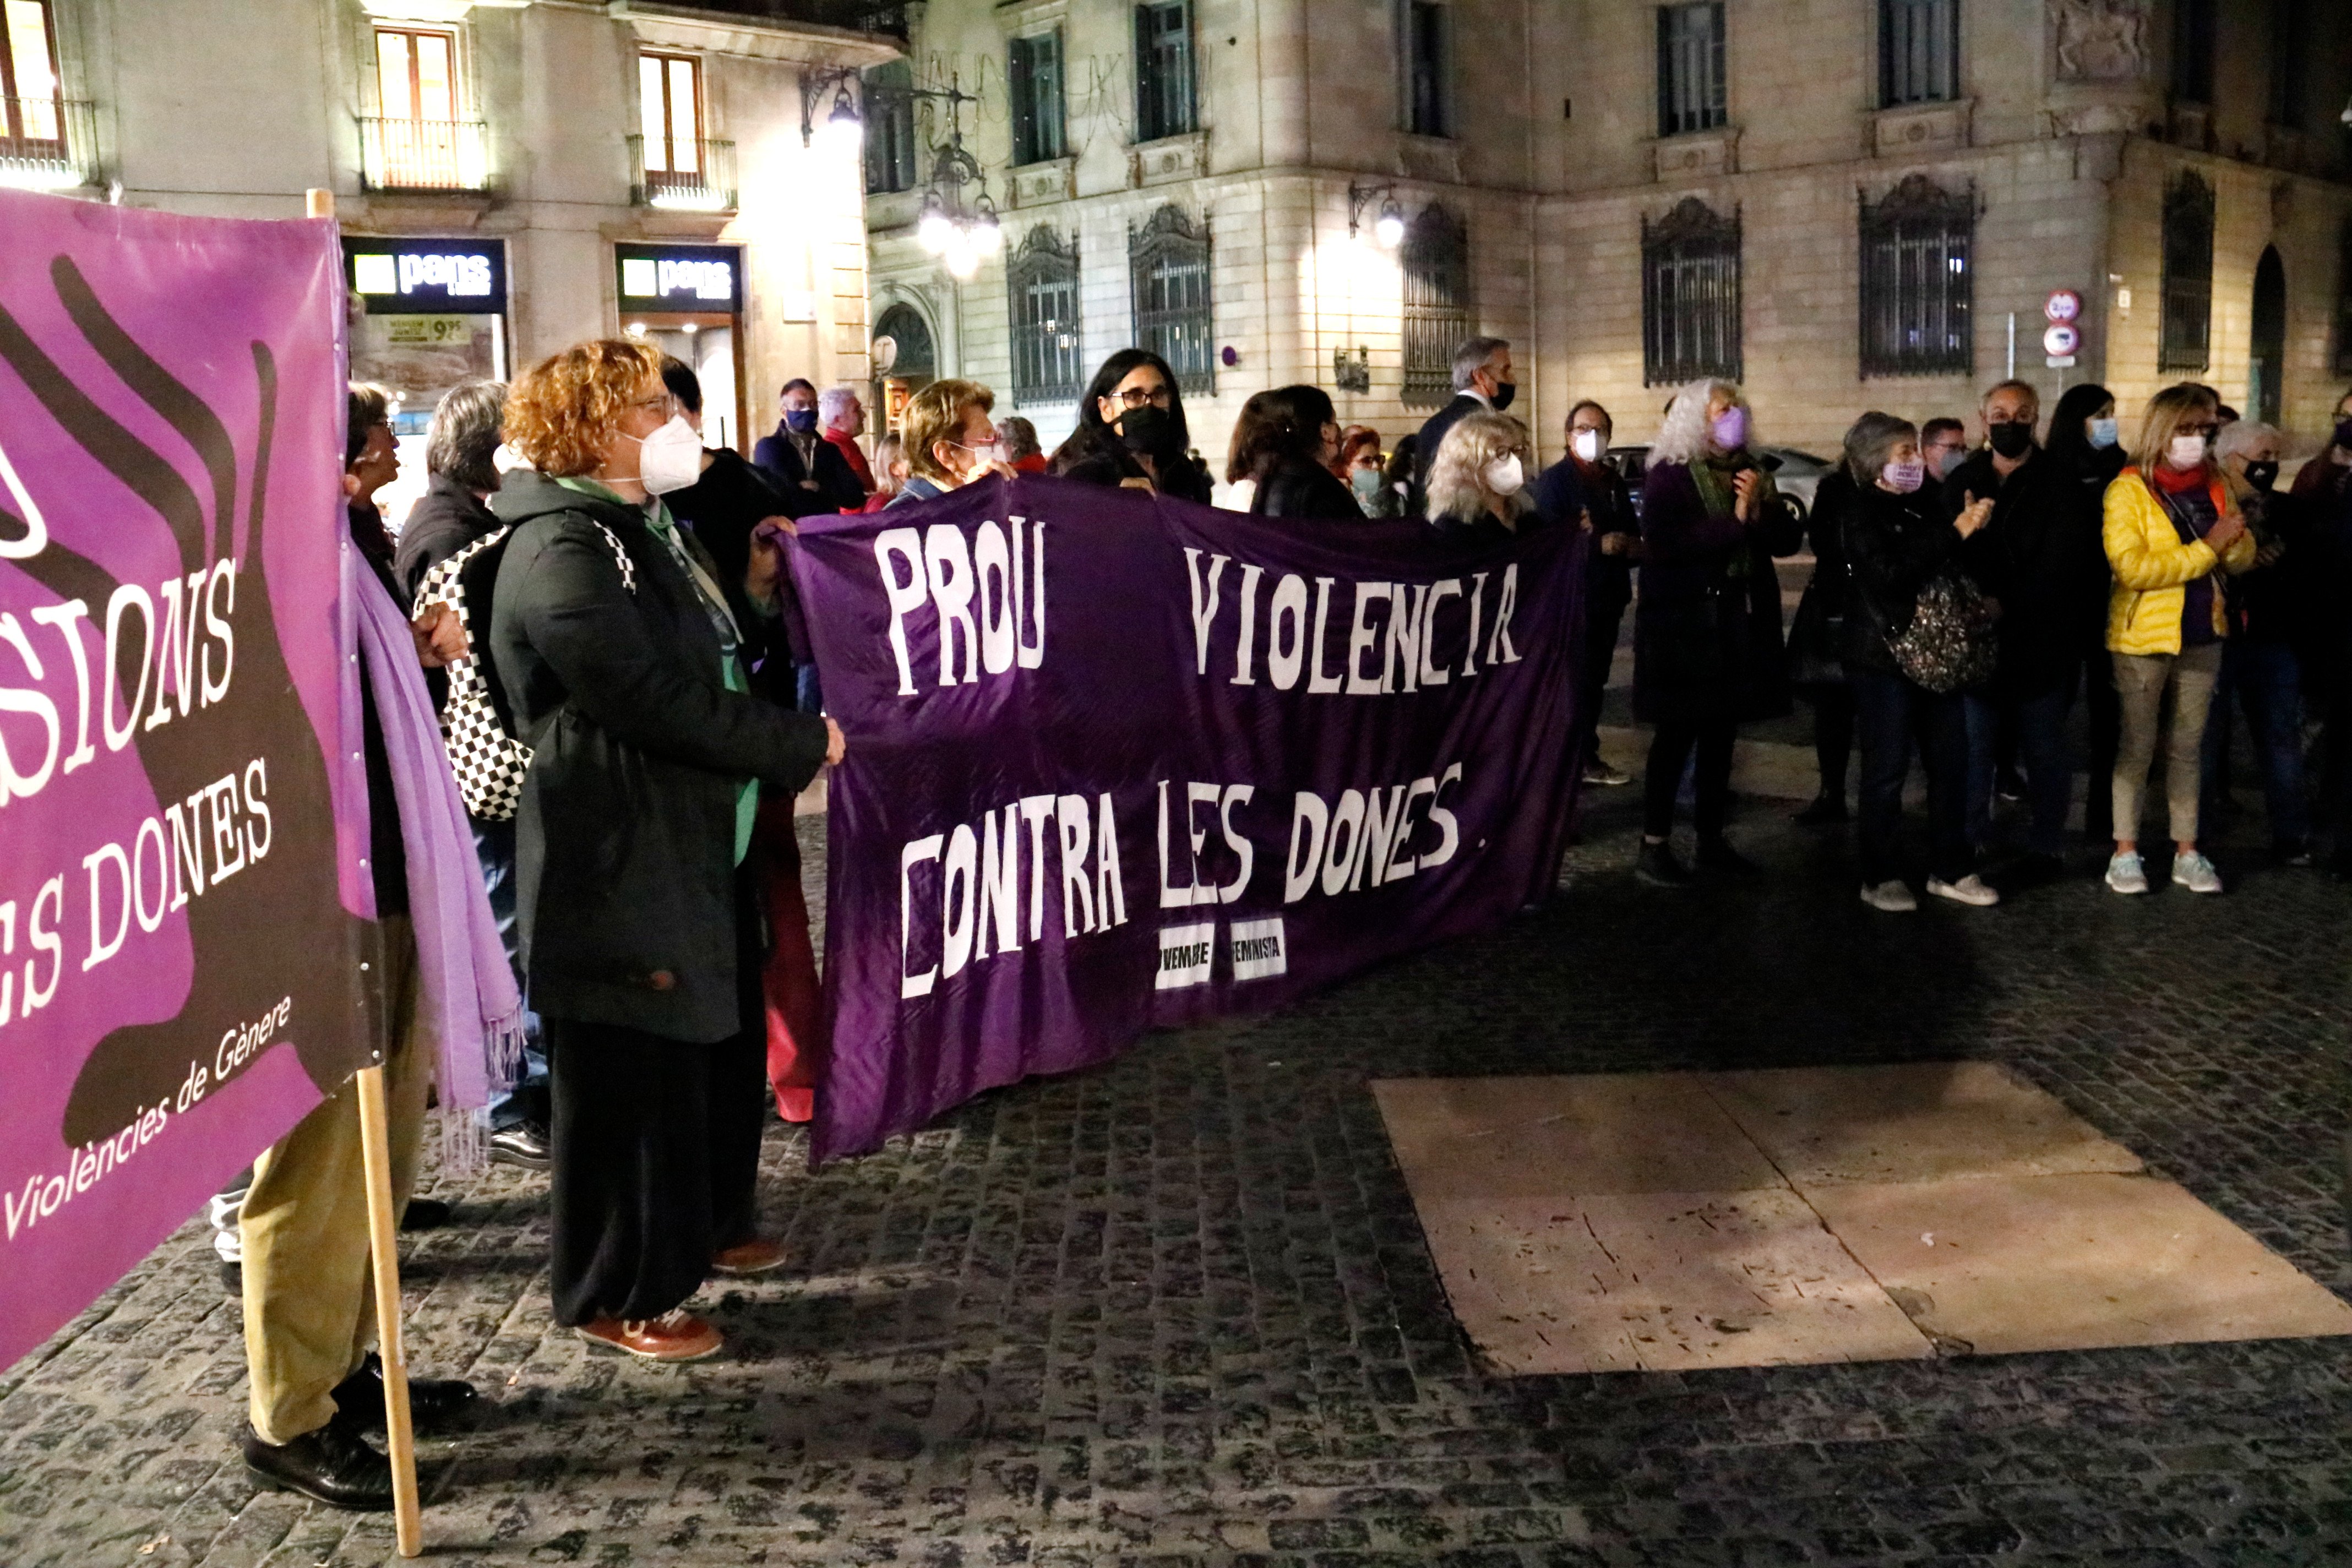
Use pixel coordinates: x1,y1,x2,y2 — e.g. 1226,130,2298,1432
2335,417,2352,451
1115,402,1182,459
1489,380,1517,413
1986,420,2035,459
2244,460,2279,492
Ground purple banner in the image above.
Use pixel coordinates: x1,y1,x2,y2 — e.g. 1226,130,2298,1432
0,190,368,1369
793,477,1583,1162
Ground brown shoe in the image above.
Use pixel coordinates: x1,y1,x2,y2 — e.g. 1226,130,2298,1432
575,1310,723,1363
710,1239,792,1278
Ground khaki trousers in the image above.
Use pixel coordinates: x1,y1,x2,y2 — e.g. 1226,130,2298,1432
241,917,433,1445
2111,643,2224,848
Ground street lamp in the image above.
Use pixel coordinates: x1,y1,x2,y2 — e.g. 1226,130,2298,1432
907,77,1000,281
798,67,864,150
1349,181,1406,247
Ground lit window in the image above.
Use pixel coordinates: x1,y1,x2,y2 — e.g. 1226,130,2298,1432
376,26,456,124
1,0,62,146
1859,175,1974,379
366,26,480,189
639,52,702,177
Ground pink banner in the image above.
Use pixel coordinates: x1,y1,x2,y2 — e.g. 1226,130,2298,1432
0,190,371,1369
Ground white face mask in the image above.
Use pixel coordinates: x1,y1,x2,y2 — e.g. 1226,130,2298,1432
622,415,704,496
951,439,1004,479
1571,429,1605,462
2166,432,2210,471
1484,454,1526,497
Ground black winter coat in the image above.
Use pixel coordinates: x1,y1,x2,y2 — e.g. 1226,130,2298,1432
1787,470,1858,687
1632,457,1802,724
1048,425,1216,503
488,472,829,1043
1843,482,1967,677
1940,445,2091,698
752,423,866,515
1251,456,1364,521
394,473,504,603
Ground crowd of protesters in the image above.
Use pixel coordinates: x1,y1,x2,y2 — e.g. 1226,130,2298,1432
240,322,2352,1509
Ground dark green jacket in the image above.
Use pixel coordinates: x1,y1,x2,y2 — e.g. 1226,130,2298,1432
488,471,828,1042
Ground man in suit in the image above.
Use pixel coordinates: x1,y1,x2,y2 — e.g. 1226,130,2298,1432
1409,336,1516,516
753,377,866,514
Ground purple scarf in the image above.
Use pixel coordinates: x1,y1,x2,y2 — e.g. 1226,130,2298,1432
352,562,525,1156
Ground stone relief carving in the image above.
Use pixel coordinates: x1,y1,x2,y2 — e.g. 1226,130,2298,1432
2054,0,2150,83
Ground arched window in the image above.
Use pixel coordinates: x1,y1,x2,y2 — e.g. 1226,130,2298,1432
1642,197,1741,386
1129,204,1213,393
1859,173,1974,379
873,302,935,379
2160,171,2215,372
1401,204,1470,409
1008,226,1082,405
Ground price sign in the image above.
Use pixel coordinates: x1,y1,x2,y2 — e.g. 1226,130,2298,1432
384,315,474,346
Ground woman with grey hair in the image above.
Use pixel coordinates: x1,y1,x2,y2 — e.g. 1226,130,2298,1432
1841,410,1996,912
1423,410,1536,538
1629,378,1804,886
393,379,510,600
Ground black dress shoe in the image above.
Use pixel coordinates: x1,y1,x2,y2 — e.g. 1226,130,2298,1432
1634,840,1692,888
242,1416,394,1512
489,1120,553,1171
332,1352,479,1435
1793,794,1848,826
1696,838,1761,876
399,1197,451,1232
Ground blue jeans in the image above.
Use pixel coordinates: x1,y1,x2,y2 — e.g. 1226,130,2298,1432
2201,639,2310,851
474,816,548,1130
1854,667,1972,885
1964,672,2076,858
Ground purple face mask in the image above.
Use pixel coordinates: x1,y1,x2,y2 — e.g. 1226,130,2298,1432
1881,458,1926,494
1711,406,1748,451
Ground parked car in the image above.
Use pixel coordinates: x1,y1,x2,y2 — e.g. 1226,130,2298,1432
1607,444,1832,524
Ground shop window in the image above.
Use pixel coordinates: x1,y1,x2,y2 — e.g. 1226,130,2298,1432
1880,0,1958,107
1642,197,1743,386
1,0,63,149
1135,1,1196,143
1009,227,1082,406
1401,205,1469,408
1656,3,1725,138
1129,204,1213,394
1403,1,1450,139
1010,32,1066,166
2171,0,2215,104
2159,170,2214,372
1859,174,1973,379
864,61,918,195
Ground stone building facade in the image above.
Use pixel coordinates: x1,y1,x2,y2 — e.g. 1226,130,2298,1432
865,0,2352,468
7,0,898,509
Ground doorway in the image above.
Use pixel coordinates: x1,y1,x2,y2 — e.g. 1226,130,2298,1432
2250,246,2286,427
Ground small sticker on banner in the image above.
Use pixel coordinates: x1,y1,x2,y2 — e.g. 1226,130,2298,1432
1155,923,1217,990
1228,917,1288,981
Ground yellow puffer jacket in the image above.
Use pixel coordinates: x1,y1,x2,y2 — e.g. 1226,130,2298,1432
2103,467,2257,656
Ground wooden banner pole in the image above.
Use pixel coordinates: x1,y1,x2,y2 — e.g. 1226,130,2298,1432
307,183,422,1559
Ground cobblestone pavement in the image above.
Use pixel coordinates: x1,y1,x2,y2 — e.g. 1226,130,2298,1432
5,785,2351,1568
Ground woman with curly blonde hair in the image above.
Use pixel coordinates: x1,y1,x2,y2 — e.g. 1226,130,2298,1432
488,338,843,1365
1630,378,1804,885
1423,410,1536,537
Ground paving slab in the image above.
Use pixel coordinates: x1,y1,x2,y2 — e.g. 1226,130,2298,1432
1412,1191,1932,1374
1812,1172,2352,1356
1705,1061,2146,1187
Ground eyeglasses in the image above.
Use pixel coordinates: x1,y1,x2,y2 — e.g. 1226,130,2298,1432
628,393,677,417
2180,422,2220,438
1112,385,1174,409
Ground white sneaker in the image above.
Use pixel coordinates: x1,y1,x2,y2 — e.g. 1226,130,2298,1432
2105,851,2149,895
2171,851,2223,894
1859,879,1918,912
1926,873,2001,907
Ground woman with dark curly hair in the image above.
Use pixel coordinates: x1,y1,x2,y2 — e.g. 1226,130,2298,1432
489,339,842,1365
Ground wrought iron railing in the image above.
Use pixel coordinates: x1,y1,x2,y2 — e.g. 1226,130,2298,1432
628,135,737,212
0,97,99,190
358,116,490,193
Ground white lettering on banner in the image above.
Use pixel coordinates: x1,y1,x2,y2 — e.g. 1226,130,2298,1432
900,790,1129,997
1228,917,1288,981
1194,552,1520,697
2,1096,171,1242
876,516,1046,695
1155,780,1254,908
1155,921,1216,990
1284,762,1465,905
395,252,493,297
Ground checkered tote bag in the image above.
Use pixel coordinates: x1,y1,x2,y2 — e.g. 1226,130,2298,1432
412,521,636,821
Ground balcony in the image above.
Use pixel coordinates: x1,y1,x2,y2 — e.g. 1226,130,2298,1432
0,98,99,191
629,135,736,213
358,116,489,194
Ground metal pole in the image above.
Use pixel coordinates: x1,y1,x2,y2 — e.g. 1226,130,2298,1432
307,183,422,1561
2006,311,2016,381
